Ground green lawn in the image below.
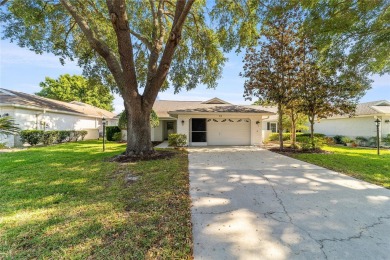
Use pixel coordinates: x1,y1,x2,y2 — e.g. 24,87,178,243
290,146,390,188
0,141,192,259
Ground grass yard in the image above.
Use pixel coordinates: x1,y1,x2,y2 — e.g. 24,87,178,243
0,140,192,259
290,146,390,188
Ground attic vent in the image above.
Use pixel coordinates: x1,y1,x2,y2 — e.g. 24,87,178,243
201,97,231,105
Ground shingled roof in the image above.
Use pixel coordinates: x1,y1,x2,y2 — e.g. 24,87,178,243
0,88,116,118
152,98,274,118
354,100,390,115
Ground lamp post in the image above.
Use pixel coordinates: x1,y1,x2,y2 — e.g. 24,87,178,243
102,117,106,152
375,118,381,155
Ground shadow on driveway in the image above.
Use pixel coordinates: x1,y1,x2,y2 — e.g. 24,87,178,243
189,146,390,260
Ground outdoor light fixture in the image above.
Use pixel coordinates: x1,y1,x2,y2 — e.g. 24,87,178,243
256,120,260,125
102,117,107,152
181,120,185,125
375,118,381,155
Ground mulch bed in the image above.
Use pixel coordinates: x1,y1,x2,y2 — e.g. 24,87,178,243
268,147,332,156
110,150,176,163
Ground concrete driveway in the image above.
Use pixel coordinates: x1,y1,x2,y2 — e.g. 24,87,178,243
189,147,390,260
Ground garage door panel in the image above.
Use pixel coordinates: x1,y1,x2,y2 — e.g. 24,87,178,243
207,118,250,145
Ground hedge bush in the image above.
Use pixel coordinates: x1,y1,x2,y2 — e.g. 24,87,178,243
168,133,187,147
106,126,121,141
42,131,58,145
269,132,325,142
268,133,291,141
333,135,345,144
57,130,71,143
20,130,44,146
297,136,327,150
20,130,90,146
112,132,122,142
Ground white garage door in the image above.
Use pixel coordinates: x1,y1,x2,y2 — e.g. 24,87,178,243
207,118,251,145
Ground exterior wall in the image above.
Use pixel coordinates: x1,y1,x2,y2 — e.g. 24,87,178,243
1,107,118,147
314,116,379,138
382,116,390,139
176,114,263,146
151,121,164,142
0,107,16,147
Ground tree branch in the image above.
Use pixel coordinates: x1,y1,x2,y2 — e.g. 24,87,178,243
106,0,140,99
60,0,125,91
143,0,195,102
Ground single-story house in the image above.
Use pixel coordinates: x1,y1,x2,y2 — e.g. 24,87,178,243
315,100,390,140
0,88,118,147
124,97,274,146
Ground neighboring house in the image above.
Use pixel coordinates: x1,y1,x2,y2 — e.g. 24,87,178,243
125,97,274,146
315,100,390,140
0,88,118,147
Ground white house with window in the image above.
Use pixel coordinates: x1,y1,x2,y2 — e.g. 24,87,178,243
0,88,118,147
133,98,275,146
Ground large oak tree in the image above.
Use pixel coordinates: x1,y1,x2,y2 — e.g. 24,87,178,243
1,0,227,155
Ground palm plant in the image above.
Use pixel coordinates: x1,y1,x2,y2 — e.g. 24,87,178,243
0,116,20,136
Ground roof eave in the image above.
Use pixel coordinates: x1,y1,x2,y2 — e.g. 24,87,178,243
0,103,117,119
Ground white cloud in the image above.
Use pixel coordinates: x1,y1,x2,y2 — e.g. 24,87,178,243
0,41,81,71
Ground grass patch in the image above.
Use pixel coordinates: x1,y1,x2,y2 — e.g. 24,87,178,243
0,140,192,259
289,145,390,188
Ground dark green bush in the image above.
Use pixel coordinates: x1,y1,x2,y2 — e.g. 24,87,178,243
72,130,82,142
112,132,122,142
355,136,369,146
368,136,378,147
80,130,88,141
42,131,58,145
106,126,121,141
382,134,390,145
268,133,290,141
333,135,345,144
168,133,187,147
298,136,327,150
57,131,71,143
299,133,326,138
341,136,353,144
20,130,44,146
269,132,325,142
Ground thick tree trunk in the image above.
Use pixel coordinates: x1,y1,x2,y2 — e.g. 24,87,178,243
124,100,153,155
278,103,284,150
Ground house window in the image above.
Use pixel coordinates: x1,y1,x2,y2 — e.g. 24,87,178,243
267,122,277,133
167,121,174,131
191,118,207,142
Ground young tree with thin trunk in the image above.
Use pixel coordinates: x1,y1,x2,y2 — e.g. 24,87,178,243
297,36,371,148
242,6,302,150
1,1,228,156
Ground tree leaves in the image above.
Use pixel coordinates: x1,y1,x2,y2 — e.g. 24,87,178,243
36,74,115,111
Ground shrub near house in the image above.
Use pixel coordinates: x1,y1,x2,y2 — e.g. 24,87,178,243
20,130,87,146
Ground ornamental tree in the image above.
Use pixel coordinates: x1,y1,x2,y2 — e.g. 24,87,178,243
1,0,227,155
242,6,302,150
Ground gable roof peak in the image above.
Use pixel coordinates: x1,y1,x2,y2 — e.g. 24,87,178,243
201,97,231,104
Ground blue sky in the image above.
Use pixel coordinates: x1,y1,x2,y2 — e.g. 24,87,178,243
1,39,389,114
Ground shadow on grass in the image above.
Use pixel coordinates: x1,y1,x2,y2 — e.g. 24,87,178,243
0,141,192,259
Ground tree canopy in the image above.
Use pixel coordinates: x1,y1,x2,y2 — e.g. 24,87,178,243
36,74,114,111
0,1,233,155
